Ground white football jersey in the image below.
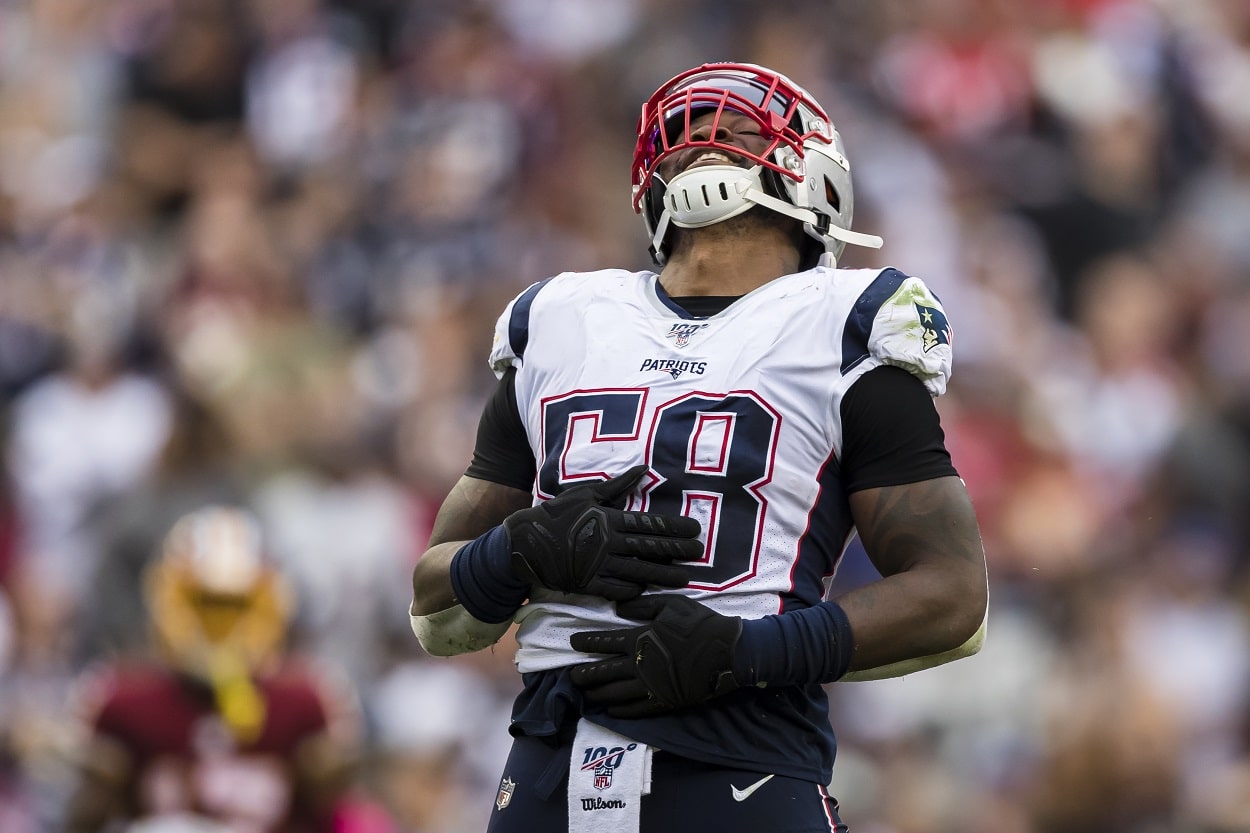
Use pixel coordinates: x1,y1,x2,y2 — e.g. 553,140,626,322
489,266,953,673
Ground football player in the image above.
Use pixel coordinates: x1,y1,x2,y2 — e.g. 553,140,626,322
410,62,988,833
64,506,361,833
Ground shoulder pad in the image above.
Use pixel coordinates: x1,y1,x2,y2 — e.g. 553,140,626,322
487,270,639,376
841,268,953,395
488,277,559,377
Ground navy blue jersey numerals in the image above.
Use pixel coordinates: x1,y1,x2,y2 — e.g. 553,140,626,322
538,390,779,590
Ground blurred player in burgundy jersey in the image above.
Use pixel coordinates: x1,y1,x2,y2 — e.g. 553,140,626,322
64,506,361,833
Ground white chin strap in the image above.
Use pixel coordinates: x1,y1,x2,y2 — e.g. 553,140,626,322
651,164,883,257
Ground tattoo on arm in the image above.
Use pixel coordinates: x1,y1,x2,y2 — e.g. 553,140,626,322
840,476,988,666
851,475,983,578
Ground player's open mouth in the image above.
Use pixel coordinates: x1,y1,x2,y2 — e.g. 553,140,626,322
685,151,741,170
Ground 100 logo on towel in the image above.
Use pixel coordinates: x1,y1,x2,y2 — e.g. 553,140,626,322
580,743,639,791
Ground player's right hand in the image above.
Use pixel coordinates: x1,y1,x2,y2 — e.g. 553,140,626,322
570,594,742,717
503,465,701,601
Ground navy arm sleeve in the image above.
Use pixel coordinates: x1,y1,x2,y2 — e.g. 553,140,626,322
464,368,538,492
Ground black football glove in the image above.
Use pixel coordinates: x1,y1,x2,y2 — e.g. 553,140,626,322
503,465,703,601
570,594,742,717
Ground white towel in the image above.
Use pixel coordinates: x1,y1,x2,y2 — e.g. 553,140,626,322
567,719,653,833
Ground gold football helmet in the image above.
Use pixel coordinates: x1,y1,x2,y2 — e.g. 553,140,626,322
144,506,293,742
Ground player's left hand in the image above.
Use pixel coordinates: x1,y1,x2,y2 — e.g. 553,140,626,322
569,594,741,717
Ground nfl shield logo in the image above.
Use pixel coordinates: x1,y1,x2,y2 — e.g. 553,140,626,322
594,773,612,790
496,776,516,810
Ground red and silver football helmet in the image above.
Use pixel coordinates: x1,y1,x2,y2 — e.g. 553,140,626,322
632,62,882,267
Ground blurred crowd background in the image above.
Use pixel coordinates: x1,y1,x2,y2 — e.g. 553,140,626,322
2,0,1250,830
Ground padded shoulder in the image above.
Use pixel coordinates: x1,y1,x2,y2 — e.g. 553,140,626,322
841,268,954,395
487,270,642,377
489,276,557,378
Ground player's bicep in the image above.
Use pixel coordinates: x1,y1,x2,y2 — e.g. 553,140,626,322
839,365,981,583
849,475,985,586
845,476,987,669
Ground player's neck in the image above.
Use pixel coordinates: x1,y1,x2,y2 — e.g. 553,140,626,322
658,225,802,297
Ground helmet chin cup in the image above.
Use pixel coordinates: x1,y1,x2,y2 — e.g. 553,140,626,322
648,163,882,263
664,164,761,228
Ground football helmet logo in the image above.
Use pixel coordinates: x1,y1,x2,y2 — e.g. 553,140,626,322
632,62,882,267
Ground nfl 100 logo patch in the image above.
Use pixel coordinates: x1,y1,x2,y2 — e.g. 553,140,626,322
665,322,708,348
580,743,638,791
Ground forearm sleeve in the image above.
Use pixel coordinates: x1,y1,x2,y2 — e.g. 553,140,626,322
732,601,856,686
449,526,529,624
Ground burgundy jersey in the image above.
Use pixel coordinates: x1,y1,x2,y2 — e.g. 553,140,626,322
77,661,356,833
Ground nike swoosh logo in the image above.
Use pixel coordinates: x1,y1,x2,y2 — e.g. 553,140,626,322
731,774,775,802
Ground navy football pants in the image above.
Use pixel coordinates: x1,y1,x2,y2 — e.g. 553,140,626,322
487,733,849,833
